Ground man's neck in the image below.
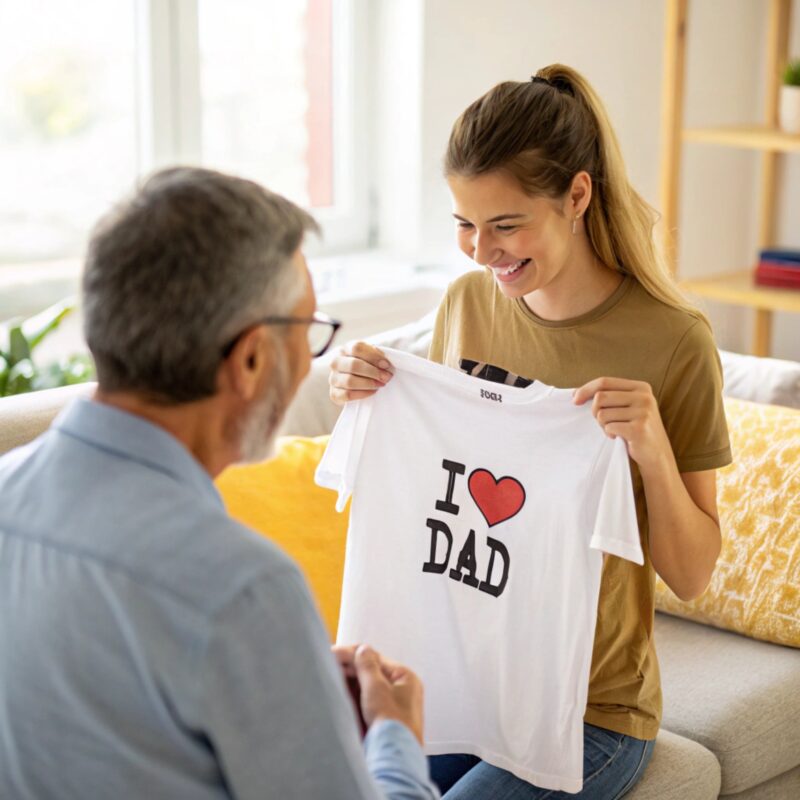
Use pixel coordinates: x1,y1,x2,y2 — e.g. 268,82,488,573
93,389,236,478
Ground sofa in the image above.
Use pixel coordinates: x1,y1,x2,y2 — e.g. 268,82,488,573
1,313,798,800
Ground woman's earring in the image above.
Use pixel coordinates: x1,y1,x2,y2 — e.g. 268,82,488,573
572,213,582,235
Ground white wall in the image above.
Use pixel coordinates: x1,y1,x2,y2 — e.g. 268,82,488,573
374,0,800,360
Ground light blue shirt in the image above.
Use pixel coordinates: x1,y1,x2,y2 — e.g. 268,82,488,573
0,399,439,800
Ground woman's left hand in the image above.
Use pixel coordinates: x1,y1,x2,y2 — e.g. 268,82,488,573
572,377,674,477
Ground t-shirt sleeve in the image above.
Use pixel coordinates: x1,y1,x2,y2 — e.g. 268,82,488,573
588,437,644,565
315,398,373,511
657,319,732,473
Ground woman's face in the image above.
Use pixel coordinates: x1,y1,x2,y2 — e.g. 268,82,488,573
447,170,575,300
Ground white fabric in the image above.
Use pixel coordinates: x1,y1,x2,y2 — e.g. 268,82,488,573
316,349,643,793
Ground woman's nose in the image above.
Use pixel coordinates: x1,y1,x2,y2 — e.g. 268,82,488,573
473,230,500,266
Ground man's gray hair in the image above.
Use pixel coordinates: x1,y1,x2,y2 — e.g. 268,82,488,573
82,166,318,402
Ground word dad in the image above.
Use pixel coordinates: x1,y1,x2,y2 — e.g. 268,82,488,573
422,459,526,599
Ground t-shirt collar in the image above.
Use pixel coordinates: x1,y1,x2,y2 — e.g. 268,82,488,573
513,274,633,329
382,348,561,405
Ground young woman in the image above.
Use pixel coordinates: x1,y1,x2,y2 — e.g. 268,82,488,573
328,64,731,799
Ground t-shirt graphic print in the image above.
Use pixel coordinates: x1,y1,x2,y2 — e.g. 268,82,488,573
316,349,643,793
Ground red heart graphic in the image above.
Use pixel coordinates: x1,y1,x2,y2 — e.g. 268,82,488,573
468,469,526,527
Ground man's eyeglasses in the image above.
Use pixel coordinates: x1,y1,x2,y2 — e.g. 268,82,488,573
221,311,342,360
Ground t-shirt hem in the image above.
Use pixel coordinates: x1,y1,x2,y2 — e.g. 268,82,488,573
674,445,732,473
425,740,582,793
583,708,660,741
589,536,644,566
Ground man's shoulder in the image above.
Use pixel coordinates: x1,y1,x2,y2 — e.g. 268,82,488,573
117,500,304,618
0,427,304,621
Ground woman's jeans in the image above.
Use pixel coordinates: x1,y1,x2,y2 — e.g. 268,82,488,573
430,722,656,799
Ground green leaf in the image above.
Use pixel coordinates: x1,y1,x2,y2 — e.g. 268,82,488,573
0,317,21,361
6,358,35,395
784,59,800,87
62,354,95,385
8,325,31,365
31,355,95,392
21,297,76,352
0,354,8,396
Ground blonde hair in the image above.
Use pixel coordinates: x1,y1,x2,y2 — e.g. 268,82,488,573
445,63,702,321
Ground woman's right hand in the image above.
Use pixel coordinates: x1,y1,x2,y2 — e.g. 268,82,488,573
328,341,394,406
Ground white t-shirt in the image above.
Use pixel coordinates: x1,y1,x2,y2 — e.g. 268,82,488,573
316,349,643,793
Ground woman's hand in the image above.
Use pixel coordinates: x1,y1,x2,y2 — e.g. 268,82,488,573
572,377,674,478
328,342,394,406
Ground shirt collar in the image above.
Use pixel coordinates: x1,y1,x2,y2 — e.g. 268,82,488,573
53,398,223,507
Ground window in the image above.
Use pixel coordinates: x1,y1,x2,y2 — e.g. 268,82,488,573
199,0,333,209
0,0,367,309
0,0,138,266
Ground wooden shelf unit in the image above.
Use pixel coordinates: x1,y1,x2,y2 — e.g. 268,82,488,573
659,0,797,357
683,125,800,152
680,270,800,313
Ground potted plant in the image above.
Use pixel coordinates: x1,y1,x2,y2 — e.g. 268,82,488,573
780,58,800,135
0,298,94,397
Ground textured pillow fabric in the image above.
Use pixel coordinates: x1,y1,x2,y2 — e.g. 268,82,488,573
215,436,346,638
655,397,800,648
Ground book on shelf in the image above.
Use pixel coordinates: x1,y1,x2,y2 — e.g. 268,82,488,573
759,248,800,264
755,261,800,290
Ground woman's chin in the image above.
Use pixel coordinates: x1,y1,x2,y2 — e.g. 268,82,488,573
493,274,537,298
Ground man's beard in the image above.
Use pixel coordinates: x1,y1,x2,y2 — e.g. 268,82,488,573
238,348,291,464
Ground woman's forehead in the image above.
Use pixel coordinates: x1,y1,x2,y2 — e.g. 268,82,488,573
447,172,551,219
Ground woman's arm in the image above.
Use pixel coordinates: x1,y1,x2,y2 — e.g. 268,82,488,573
642,467,721,601
574,377,722,601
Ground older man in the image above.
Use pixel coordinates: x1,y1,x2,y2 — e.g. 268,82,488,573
0,168,439,799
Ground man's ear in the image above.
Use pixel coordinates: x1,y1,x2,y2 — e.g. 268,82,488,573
219,325,274,402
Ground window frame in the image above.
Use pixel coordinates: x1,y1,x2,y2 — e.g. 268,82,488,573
135,0,368,255
0,0,368,291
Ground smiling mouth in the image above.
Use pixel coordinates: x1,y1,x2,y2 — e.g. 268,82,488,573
492,258,531,281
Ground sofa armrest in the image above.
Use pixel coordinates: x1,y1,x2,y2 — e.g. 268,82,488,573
0,382,96,456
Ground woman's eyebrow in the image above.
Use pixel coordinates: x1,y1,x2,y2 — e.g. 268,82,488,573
452,213,527,223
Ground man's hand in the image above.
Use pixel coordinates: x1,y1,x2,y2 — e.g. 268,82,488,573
332,644,425,745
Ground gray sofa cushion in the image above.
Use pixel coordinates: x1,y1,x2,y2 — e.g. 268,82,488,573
655,613,800,794
627,728,721,800
720,764,800,799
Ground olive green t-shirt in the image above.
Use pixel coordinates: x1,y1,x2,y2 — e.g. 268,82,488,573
428,269,732,741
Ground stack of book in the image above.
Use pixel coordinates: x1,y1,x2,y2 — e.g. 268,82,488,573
755,249,800,290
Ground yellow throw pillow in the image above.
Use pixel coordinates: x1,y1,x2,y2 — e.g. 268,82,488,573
215,436,346,639
655,397,800,648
